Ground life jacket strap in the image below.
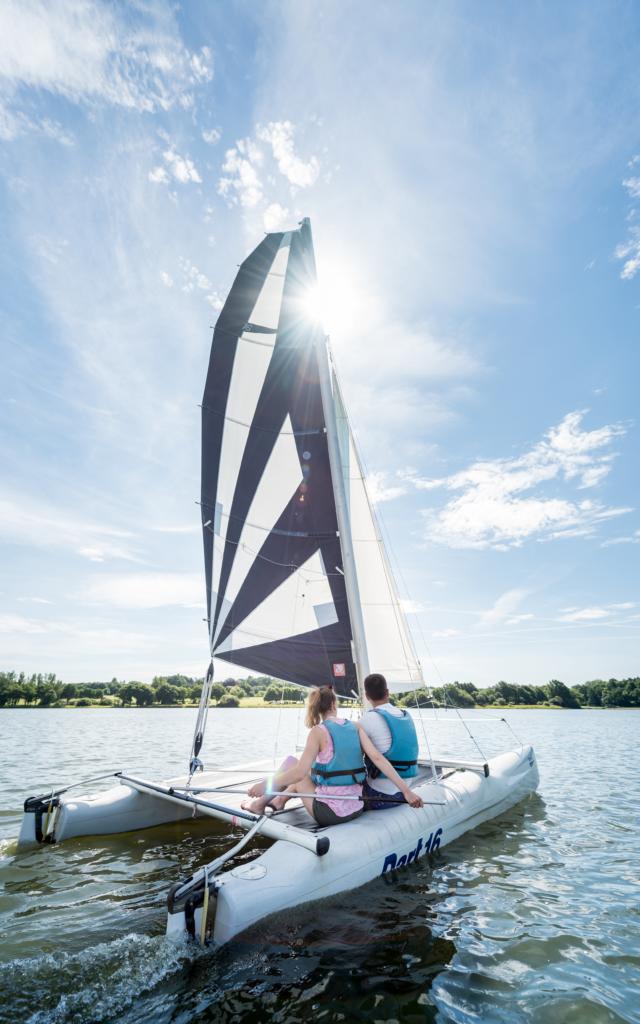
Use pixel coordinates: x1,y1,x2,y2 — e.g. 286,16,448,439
313,765,366,783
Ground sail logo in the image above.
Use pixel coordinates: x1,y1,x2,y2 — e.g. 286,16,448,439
382,827,443,874
332,663,346,677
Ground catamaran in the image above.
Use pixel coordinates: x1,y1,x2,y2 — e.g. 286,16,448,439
18,219,539,946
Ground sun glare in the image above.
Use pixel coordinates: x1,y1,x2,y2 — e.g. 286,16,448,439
301,263,364,340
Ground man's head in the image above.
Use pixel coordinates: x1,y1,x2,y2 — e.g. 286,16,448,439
364,673,389,704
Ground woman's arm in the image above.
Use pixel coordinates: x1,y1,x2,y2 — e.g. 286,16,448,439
356,724,424,808
247,728,321,797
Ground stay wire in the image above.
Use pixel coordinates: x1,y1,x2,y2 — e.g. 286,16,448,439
339,393,489,761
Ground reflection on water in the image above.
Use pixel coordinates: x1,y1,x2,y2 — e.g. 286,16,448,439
0,708,638,1024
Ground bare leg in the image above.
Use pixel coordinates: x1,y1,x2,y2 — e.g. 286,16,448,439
270,775,316,817
241,756,299,812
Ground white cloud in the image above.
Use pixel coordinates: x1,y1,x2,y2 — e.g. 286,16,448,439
615,231,640,281
601,529,640,547
479,588,529,625
400,598,427,614
202,127,221,145
218,121,319,213
150,524,200,535
609,601,636,610
0,1,213,140
148,166,169,184
432,628,459,638
162,147,201,184
84,572,204,609
263,202,290,232
366,471,407,504
150,147,201,186
410,410,630,549
559,607,611,622
622,176,640,199
160,271,174,288
0,613,49,634
257,120,320,188
505,613,535,625
177,257,221,309
616,163,640,279
0,492,139,562
218,138,264,207
190,46,213,83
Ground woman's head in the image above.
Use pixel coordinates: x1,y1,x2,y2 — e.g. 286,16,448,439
305,685,337,728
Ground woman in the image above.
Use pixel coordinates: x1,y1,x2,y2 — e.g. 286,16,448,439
243,685,423,826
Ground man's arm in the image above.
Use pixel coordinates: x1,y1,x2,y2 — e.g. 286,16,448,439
356,723,423,807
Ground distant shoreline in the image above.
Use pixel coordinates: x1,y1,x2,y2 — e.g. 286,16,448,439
1,702,636,711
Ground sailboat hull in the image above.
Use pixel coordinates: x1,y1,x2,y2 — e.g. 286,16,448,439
166,744,539,946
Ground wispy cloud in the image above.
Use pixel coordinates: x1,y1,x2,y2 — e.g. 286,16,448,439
202,127,221,145
218,120,319,220
478,588,530,625
558,601,636,622
83,572,204,609
257,121,320,189
615,158,640,279
601,529,640,547
559,606,611,622
0,492,139,562
149,146,202,186
178,257,222,309
0,1,213,140
366,471,407,504
405,411,630,549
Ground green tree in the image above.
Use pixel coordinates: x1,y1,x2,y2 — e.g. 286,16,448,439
153,683,181,705
263,683,305,703
37,684,58,706
546,679,580,708
217,693,239,707
59,683,77,704
130,683,154,707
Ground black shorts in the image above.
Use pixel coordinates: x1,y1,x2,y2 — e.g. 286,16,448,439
311,799,363,827
362,780,406,811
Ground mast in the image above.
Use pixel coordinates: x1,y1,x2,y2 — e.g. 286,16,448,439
299,218,371,707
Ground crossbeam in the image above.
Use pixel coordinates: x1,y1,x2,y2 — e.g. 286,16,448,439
431,758,490,777
117,773,330,856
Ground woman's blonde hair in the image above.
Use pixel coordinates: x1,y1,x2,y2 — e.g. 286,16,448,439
305,685,336,728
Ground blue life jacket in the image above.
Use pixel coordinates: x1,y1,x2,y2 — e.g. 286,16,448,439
365,707,419,780
311,719,366,787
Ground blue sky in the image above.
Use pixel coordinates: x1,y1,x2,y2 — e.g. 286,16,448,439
0,0,638,686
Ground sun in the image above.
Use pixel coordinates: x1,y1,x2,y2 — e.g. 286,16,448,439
300,262,364,340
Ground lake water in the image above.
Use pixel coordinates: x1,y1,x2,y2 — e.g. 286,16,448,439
0,707,638,1024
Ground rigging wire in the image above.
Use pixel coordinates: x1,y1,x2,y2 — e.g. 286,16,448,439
334,374,492,760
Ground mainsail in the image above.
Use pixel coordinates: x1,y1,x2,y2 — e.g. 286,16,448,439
201,219,422,698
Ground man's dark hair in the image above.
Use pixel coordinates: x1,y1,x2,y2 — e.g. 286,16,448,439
364,673,388,702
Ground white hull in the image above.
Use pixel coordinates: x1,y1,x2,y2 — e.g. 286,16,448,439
19,746,538,946
168,745,539,946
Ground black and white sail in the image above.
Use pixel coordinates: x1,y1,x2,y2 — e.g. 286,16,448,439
201,220,422,697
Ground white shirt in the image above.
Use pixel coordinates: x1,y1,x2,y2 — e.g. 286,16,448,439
359,702,404,794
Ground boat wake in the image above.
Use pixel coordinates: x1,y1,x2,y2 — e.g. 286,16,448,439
1,933,201,1024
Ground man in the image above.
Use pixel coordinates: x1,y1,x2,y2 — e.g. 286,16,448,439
359,672,419,810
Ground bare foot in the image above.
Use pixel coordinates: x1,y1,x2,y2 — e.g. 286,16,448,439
241,797,272,813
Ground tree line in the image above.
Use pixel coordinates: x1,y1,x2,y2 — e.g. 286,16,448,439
0,671,638,709
396,678,640,709
0,671,306,708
